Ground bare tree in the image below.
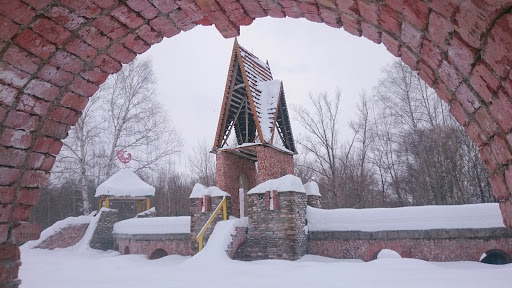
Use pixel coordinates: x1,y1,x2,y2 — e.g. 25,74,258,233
349,92,379,207
49,58,182,216
294,91,343,206
188,140,216,187
151,160,193,216
368,60,492,206
53,96,102,214
101,58,182,177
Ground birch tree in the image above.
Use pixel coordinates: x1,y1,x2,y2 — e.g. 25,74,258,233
54,96,102,214
101,58,181,177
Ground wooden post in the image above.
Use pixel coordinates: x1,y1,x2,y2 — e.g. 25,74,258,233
105,198,110,209
136,200,142,214
222,197,227,220
146,199,150,211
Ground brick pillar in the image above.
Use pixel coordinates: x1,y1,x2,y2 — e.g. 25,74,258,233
216,151,256,217
255,146,294,184
0,244,21,287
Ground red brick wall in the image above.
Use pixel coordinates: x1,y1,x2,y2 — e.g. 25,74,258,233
35,223,88,250
115,234,190,258
255,146,294,183
1,1,512,286
308,228,512,262
216,151,256,218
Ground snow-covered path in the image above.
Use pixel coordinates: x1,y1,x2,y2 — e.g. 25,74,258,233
20,247,512,288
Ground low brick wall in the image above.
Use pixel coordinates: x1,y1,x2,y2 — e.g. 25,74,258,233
35,224,89,250
235,191,307,260
114,233,191,258
308,228,512,262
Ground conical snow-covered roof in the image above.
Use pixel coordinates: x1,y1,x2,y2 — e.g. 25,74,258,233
95,169,155,198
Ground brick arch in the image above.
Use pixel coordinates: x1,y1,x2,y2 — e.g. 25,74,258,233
148,248,168,259
1,0,512,286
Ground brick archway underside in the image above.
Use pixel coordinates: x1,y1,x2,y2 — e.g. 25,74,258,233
1,0,512,286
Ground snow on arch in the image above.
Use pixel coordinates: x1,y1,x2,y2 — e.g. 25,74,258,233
95,168,155,197
377,249,402,259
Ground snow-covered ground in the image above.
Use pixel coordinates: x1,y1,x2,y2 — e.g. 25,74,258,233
20,247,512,288
20,213,512,288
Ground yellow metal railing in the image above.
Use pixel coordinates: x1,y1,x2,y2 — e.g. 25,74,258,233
196,196,227,251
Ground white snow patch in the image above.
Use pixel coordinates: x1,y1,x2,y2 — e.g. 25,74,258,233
307,203,506,232
136,207,156,217
20,245,512,288
377,249,402,259
189,183,230,198
233,216,249,227
95,169,155,197
248,174,306,194
239,50,270,70
255,80,281,142
304,181,321,196
22,212,96,249
113,216,190,235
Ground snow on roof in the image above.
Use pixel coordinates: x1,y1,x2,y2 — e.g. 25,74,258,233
256,80,281,142
95,169,155,198
248,174,306,194
113,216,191,235
307,203,506,232
304,181,321,196
189,183,230,198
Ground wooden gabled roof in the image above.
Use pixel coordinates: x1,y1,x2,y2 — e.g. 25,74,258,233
213,39,296,154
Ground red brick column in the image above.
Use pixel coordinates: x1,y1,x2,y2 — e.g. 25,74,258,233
255,146,294,183
0,0,512,286
216,151,256,217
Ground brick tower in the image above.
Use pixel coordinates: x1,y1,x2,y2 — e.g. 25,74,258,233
212,40,296,218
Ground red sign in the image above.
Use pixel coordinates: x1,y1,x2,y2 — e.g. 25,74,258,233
116,150,132,164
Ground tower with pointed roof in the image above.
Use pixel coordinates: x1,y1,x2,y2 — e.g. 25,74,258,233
213,39,297,218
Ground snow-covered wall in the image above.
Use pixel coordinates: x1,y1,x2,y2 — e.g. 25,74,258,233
306,203,512,262
308,228,512,262
35,224,89,250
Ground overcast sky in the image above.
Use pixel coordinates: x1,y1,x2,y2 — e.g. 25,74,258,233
142,17,397,165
